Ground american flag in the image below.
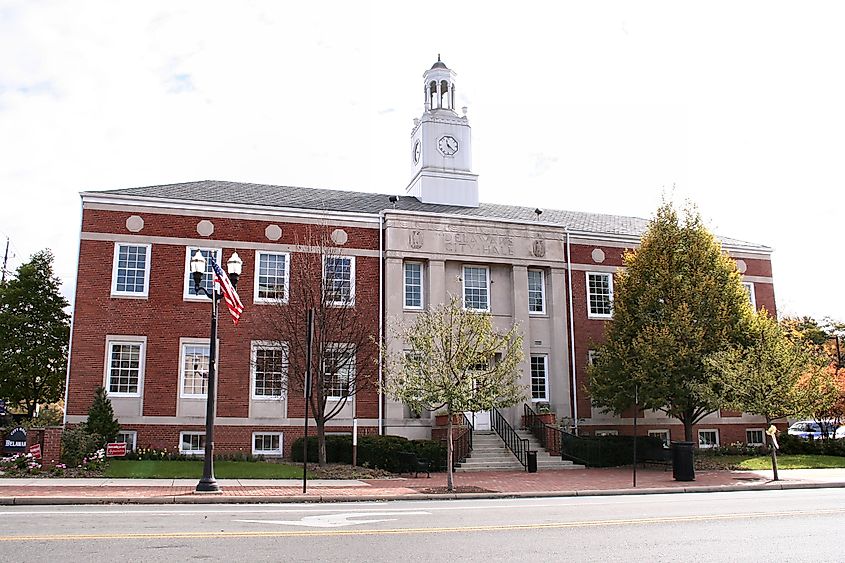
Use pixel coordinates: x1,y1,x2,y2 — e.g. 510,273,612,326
211,256,244,325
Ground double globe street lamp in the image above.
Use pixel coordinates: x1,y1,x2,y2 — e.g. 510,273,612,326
189,249,242,493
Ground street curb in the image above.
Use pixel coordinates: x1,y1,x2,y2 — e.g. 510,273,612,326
2,481,845,506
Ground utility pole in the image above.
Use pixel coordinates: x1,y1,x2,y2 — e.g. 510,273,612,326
1,237,9,285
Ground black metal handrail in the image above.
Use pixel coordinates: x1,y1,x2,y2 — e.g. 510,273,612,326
492,408,529,469
461,412,474,452
523,404,561,454
451,413,474,467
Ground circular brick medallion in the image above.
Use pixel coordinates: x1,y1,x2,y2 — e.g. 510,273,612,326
125,215,144,233
331,229,348,245
736,259,747,274
197,220,214,237
265,224,282,241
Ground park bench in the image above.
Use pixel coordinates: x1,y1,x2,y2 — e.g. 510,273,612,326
397,451,431,478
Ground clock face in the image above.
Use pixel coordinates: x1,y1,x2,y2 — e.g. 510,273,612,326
438,135,458,156
413,140,421,164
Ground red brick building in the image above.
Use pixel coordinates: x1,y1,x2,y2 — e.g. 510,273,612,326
64,59,777,456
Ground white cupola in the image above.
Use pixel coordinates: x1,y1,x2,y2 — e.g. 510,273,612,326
406,56,479,207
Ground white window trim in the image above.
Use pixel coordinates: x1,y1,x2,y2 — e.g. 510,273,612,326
403,261,425,310
595,430,619,437
110,242,152,298
324,344,355,401
743,281,757,310
179,431,205,455
251,432,283,457
698,429,720,449
527,269,546,315
103,335,146,398
530,354,549,402
183,247,222,302
586,271,614,319
254,250,291,304
251,340,288,401
462,265,491,312
116,431,137,451
179,337,217,399
323,255,356,307
648,429,671,446
746,428,765,446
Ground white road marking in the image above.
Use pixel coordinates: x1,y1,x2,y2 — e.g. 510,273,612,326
235,511,431,528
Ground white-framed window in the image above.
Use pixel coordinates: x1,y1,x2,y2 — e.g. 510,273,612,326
743,282,757,310
530,354,549,401
587,350,599,366
179,432,205,454
698,429,719,449
116,431,137,451
180,340,211,398
528,269,545,314
595,430,619,437
111,243,152,297
463,265,490,312
323,346,355,400
746,428,764,446
251,341,287,399
648,429,670,447
104,337,145,397
252,432,283,457
183,247,221,301
404,261,424,309
587,272,613,318
254,251,290,303
324,256,355,306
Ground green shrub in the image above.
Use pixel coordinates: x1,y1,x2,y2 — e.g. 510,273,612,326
85,386,120,445
289,434,447,472
777,434,845,456
61,426,104,467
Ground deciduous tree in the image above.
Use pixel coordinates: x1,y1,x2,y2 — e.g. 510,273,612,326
0,250,70,417
383,296,524,491
258,228,377,466
589,202,754,441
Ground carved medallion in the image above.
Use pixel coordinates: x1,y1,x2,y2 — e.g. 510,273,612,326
409,230,424,249
531,239,546,258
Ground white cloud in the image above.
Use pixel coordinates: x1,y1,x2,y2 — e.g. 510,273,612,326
0,1,843,321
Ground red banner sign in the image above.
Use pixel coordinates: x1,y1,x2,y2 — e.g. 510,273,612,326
28,444,42,459
106,442,127,457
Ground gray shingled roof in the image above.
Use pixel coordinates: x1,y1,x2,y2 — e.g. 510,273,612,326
88,180,768,250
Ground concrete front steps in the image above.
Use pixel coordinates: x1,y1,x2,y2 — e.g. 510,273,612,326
454,430,584,472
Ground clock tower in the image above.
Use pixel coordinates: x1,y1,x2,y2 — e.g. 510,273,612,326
406,56,479,207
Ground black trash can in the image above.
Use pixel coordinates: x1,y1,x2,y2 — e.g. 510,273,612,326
526,450,538,473
671,441,695,481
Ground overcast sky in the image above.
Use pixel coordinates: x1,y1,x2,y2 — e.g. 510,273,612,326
1,1,842,321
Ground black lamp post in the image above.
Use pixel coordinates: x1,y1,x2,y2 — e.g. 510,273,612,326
189,249,242,493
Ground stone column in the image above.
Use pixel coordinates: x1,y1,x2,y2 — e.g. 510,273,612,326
428,259,446,306
511,265,532,426
384,257,405,421
547,267,572,424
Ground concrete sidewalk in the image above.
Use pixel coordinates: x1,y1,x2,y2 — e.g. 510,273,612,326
2,468,844,505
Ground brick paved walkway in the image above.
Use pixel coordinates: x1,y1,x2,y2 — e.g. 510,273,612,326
1,467,843,504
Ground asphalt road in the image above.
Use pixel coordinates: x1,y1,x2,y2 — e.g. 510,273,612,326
1,489,843,562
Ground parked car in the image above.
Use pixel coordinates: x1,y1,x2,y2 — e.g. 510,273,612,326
836,426,845,440
787,420,837,439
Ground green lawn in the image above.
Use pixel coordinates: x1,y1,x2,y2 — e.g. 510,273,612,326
700,454,845,470
105,460,312,479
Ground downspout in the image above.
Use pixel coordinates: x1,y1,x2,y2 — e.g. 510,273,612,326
565,228,579,435
378,209,385,435
62,200,84,426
